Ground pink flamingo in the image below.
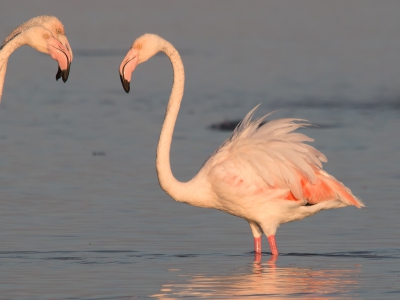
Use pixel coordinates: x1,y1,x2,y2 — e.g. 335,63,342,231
119,34,364,256
0,16,72,101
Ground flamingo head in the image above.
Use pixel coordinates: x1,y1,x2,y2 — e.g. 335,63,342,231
4,15,74,82
36,16,73,81
119,33,163,93
26,26,71,82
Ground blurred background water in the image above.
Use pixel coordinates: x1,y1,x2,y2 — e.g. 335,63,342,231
0,1,399,299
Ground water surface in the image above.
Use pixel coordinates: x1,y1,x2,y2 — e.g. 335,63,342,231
0,1,399,299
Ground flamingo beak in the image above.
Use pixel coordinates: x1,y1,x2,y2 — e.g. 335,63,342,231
57,34,74,62
119,48,139,93
55,35,73,82
47,37,71,82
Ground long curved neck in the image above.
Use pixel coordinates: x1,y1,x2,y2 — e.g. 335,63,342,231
156,39,191,202
0,32,27,101
0,62,8,101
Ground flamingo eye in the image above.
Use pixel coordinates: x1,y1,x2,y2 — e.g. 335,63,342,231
136,44,142,49
43,33,50,39
56,28,61,34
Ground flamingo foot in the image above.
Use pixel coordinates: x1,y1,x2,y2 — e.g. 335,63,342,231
254,236,262,253
268,235,279,256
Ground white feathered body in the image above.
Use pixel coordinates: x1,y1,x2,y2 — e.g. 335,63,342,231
119,33,363,254
185,106,363,236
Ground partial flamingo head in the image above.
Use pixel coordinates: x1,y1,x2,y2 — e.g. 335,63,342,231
26,26,71,82
36,16,74,62
54,31,72,82
119,33,163,93
1,15,73,82
38,16,73,81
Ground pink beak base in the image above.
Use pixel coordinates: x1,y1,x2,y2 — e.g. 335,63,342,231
47,37,71,82
119,48,139,93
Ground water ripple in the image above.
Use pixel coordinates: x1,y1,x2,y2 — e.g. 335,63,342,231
1,249,399,263
284,251,400,259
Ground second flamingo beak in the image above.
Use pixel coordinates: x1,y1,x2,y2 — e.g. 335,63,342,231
57,34,74,62
47,37,71,82
119,48,139,93
55,34,73,82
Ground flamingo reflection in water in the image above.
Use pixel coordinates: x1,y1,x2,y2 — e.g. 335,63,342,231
151,257,360,299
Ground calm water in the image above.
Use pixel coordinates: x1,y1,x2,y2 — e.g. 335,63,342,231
0,1,400,299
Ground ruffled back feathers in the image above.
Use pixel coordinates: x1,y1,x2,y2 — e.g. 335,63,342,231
205,105,363,207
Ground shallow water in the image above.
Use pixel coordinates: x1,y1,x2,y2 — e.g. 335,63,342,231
0,1,400,299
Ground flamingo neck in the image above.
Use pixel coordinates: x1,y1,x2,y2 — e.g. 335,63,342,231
0,32,27,101
155,39,191,202
0,62,8,102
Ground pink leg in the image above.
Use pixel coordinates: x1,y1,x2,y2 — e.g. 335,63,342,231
254,236,262,253
253,237,262,263
268,235,279,256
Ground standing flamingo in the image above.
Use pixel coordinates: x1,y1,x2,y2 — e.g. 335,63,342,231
119,34,364,256
0,16,72,101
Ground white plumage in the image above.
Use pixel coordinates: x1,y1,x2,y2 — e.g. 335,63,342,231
119,33,364,256
0,16,72,101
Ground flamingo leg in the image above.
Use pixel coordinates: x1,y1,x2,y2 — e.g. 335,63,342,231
254,236,262,253
253,236,262,263
268,235,279,255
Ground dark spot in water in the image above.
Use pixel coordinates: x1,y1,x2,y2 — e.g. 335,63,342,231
209,120,241,131
92,151,106,156
208,120,268,131
45,256,82,261
208,120,340,131
175,254,199,258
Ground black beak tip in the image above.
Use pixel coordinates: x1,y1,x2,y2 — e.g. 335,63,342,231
56,64,70,83
120,74,130,93
56,66,62,81
62,70,69,83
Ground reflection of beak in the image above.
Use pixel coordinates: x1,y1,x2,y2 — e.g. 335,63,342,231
47,37,71,82
119,48,139,93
